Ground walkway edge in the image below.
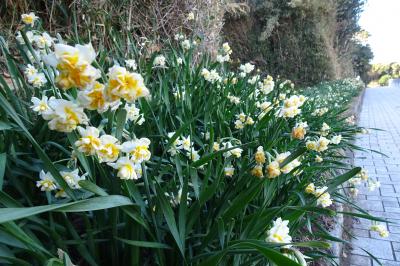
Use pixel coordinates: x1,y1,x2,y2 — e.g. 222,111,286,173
331,87,366,265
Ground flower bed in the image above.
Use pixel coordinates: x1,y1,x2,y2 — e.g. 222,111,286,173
0,13,387,265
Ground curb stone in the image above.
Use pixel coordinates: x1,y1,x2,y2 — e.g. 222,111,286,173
329,87,366,265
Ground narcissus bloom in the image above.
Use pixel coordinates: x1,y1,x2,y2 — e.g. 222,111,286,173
248,75,259,85
256,101,273,119
222,142,243,158
36,170,57,191
320,122,330,136
349,187,359,197
201,68,221,83
105,65,149,102
187,148,200,162
305,183,315,194
121,138,151,163
45,99,88,132
330,135,342,144
312,107,328,116
27,72,47,88
259,75,274,95
251,164,264,178
108,157,142,180
181,40,191,50
24,64,37,76
125,104,145,125
316,137,330,152
44,43,100,90
153,55,166,67
292,122,308,140
370,223,389,238
255,146,266,164
281,158,300,174
222,42,232,55
216,54,230,63
266,218,292,244
266,161,281,178
224,165,235,176
279,95,306,118
125,59,137,70
31,95,53,116
166,132,182,156
306,140,317,151
187,12,195,21
315,155,323,162
239,63,254,74
21,12,38,26
60,169,85,189
75,126,101,155
213,142,220,151
227,94,240,104
97,135,120,163
357,169,368,180
314,186,333,208
177,136,192,151
33,32,54,49
78,82,113,113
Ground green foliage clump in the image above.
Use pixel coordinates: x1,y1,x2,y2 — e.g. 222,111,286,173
0,12,385,266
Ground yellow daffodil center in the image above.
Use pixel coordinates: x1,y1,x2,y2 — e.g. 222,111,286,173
80,136,100,154
39,180,55,189
56,53,91,89
131,145,149,159
87,88,105,109
23,16,34,24
122,163,134,174
107,73,144,101
273,233,284,242
99,143,119,160
65,107,80,125
39,102,48,111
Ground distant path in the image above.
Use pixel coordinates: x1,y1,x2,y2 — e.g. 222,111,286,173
348,86,400,265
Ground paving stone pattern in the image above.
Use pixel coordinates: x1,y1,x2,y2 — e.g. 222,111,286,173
349,87,400,266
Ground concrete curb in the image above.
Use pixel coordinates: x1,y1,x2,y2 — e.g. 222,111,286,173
330,87,366,265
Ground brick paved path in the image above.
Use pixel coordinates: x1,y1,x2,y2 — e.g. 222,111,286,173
348,86,400,266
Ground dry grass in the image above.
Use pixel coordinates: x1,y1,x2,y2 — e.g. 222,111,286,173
0,0,228,55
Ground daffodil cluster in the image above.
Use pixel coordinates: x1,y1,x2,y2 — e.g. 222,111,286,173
36,169,85,198
166,134,200,162
216,42,232,63
306,136,330,152
201,68,222,83
305,183,333,208
251,146,266,178
258,75,275,95
266,152,301,179
239,62,255,77
234,112,254,129
279,95,306,118
31,97,88,132
74,126,151,180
